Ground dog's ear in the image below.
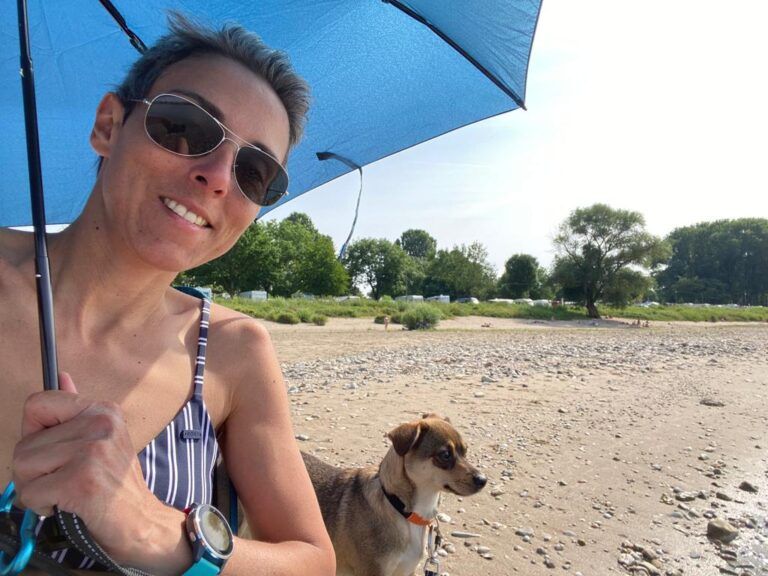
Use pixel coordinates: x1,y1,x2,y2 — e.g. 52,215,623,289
421,412,451,423
388,421,427,456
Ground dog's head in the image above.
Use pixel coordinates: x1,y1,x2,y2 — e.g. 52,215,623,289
387,413,487,496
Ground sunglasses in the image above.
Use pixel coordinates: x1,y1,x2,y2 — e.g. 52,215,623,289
132,93,289,207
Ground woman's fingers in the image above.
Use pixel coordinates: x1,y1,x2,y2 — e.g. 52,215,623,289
21,372,83,437
58,371,78,394
13,456,135,518
21,389,89,437
19,398,124,450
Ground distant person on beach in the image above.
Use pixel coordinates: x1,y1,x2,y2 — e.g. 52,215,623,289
0,14,334,575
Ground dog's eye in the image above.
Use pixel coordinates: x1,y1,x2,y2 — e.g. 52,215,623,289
436,450,452,463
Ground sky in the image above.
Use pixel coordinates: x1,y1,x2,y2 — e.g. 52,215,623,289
262,0,768,274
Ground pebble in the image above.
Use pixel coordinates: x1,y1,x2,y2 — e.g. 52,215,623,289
707,518,739,543
516,527,535,538
450,531,480,538
282,329,764,397
738,480,758,493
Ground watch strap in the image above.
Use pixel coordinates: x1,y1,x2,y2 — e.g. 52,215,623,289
182,556,221,576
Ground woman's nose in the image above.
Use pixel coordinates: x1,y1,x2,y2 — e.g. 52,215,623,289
189,143,237,196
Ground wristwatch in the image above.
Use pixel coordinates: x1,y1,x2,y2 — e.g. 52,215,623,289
182,503,234,575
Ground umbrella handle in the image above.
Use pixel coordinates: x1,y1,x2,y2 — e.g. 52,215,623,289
17,0,59,391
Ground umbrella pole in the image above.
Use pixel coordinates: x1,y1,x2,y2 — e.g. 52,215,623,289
17,0,59,392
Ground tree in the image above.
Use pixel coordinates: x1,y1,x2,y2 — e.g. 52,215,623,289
655,219,768,305
396,229,437,260
402,256,427,295
270,214,347,296
601,268,653,308
343,239,408,299
532,266,555,299
183,222,278,296
423,242,497,300
551,204,668,318
395,229,437,295
283,211,318,234
292,238,349,296
183,213,348,297
498,254,540,298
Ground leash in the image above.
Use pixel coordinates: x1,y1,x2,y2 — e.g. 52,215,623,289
0,481,154,576
424,493,444,576
423,520,444,576
53,509,153,576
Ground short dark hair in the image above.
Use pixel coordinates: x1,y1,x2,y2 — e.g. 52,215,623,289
115,12,310,149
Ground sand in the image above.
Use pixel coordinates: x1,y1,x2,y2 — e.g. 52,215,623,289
264,317,768,575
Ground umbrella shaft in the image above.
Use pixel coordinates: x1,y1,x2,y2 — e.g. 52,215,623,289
17,0,59,391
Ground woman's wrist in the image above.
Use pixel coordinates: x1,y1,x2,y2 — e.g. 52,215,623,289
111,502,194,575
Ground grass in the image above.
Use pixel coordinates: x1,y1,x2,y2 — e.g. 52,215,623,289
216,297,768,325
600,304,768,322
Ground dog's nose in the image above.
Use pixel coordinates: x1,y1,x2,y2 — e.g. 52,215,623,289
473,474,487,488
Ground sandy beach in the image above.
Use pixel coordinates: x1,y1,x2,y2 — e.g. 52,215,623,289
265,317,768,575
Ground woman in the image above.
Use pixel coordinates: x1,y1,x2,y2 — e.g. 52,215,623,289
0,14,334,576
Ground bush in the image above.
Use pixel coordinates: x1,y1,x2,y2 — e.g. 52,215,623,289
298,309,313,323
312,314,328,326
275,312,300,325
401,305,440,330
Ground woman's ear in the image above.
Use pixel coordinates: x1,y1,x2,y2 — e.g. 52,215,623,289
90,93,125,159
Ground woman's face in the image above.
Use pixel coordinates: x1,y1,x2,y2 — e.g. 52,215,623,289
94,54,291,273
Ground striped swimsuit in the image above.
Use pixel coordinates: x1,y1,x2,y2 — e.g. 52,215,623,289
24,298,220,570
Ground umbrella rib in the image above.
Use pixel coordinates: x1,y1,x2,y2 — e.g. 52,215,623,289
383,0,527,110
97,0,147,53
317,152,364,261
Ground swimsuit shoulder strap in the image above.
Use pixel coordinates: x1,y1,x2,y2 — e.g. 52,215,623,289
193,298,211,399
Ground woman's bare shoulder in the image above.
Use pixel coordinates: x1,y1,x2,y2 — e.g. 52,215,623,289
0,228,33,266
208,301,271,340
205,301,276,375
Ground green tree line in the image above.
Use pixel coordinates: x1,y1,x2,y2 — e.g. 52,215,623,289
180,208,768,319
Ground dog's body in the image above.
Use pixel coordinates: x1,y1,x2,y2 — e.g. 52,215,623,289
301,415,487,576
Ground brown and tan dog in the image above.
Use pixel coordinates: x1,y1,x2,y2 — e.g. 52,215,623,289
300,414,487,576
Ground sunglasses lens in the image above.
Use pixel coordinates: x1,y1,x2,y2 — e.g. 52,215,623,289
145,95,223,156
234,147,288,207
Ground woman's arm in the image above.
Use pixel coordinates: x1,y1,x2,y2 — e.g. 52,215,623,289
12,316,334,575
211,315,335,576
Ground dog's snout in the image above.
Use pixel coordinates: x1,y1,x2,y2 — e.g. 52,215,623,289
473,474,487,488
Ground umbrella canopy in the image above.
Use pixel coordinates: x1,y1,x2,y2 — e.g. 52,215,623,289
0,0,542,228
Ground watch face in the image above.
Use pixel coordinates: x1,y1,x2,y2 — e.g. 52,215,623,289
197,504,234,557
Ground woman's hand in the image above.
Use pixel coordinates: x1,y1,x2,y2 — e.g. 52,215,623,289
11,372,190,571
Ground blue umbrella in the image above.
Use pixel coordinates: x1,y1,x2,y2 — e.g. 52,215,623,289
1,0,542,228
